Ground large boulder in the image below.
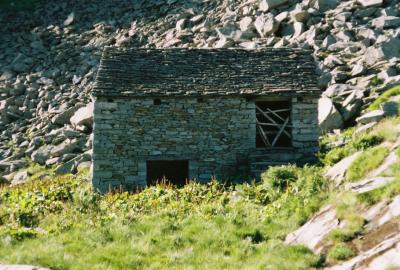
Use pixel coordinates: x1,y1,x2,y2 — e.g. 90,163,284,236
363,37,400,65
55,152,91,175
31,146,53,165
285,205,340,252
70,103,94,129
51,104,85,125
318,97,344,132
339,90,364,122
50,139,81,158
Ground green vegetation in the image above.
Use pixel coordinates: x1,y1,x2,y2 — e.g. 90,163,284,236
327,243,354,262
0,165,327,270
368,85,400,111
320,132,384,166
1,106,400,269
346,146,390,181
357,177,400,205
329,192,365,243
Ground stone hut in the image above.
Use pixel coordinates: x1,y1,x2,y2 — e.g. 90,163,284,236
92,47,321,192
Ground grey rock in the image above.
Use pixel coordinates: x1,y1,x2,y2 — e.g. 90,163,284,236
55,152,91,175
345,177,396,194
176,18,187,31
11,170,29,185
70,103,93,128
0,176,9,185
356,110,385,124
239,17,254,32
314,0,339,12
50,139,80,157
31,146,53,165
64,12,75,26
371,16,400,29
214,37,235,48
51,104,85,125
340,90,364,122
285,205,339,252
357,0,383,7
351,64,367,77
318,97,344,132
325,151,362,185
326,232,400,270
259,0,288,12
254,14,279,38
324,84,361,98
0,70,15,81
10,54,33,73
317,72,332,89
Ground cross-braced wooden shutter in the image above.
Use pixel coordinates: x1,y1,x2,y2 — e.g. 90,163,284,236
256,101,292,147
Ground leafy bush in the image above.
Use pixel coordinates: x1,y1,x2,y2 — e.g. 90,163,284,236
351,134,383,150
321,147,351,166
261,165,297,192
327,243,354,262
368,85,400,111
346,146,390,181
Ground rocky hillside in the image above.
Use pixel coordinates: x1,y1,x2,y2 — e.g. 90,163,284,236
1,0,400,177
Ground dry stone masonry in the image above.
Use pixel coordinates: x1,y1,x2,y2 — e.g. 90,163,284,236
92,47,320,192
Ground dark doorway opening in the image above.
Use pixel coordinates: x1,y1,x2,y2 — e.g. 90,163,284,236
146,160,189,187
256,100,292,148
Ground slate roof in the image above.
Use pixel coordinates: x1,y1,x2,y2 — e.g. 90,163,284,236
93,47,321,97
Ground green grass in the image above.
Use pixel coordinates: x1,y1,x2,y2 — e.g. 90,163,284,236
0,165,327,270
327,243,354,262
346,146,390,181
368,85,400,111
357,177,400,205
328,192,365,242
320,133,384,166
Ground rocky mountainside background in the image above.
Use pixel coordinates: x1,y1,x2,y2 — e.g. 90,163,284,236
1,1,400,269
1,0,400,177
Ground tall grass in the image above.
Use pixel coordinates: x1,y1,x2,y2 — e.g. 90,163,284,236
346,146,390,181
0,165,327,270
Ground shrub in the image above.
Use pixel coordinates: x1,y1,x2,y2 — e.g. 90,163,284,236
319,132,383,166
327,243,354,262
368,85,400,111
346,146,390,181
321,147,350,166
261,165,298,192
351,134,383,150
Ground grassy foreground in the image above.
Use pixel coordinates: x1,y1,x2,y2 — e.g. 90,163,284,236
0,166,326,270
1,114,399,269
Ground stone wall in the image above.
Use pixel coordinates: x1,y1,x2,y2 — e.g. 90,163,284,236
92,95,319,192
